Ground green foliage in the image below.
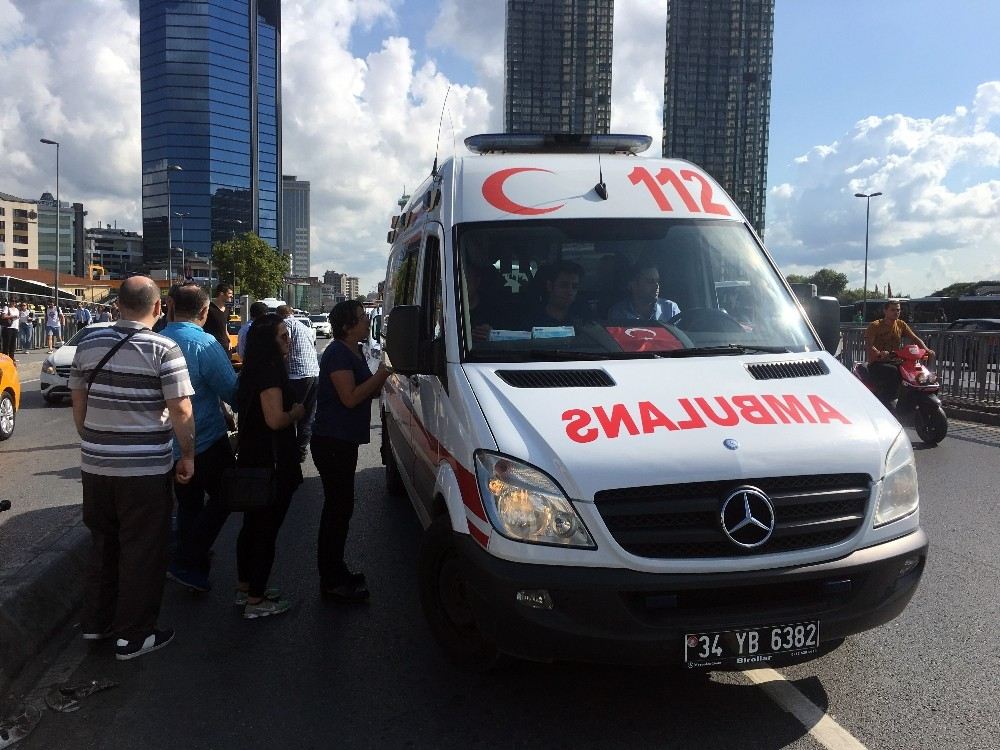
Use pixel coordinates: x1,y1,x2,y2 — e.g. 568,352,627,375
211,233,289,300
931,280,1000,297
784,268,850,298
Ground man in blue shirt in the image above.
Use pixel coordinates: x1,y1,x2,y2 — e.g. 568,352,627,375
608,262,680,322
278,305,320,462
162,285,238,591
237,301,269,359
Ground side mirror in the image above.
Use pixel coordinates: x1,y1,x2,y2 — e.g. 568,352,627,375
802,296,841,354
371,314,382,342
385,305,421,375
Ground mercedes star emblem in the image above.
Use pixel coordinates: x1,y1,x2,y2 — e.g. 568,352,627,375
720,487,776,548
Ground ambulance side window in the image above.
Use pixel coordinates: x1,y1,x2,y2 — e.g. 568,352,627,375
421,236,443,341
394,241,421,308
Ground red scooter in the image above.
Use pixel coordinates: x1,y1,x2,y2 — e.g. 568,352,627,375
852,345,948,445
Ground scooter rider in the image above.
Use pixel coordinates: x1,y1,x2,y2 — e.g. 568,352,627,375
865,300,935,401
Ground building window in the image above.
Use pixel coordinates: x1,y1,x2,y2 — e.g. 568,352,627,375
13,249,28,258
15,262,29,269
13,235,28,244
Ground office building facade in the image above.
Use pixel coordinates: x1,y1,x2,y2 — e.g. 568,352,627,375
0,192,39,270
281,175,310,277
85,227,145,278
504,0,614,134
36,193,76,274
139,0,282,268
662,0,774,235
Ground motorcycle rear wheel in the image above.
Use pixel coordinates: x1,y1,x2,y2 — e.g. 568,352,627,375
915,404,948,445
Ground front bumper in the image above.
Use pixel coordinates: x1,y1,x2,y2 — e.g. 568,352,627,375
457,529,928,666
40,372,69,399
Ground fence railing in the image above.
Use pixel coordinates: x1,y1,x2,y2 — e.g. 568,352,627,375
838,325,1000,408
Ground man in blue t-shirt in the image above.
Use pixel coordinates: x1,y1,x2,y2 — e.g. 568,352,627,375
608,263,680,322
161,285,239,592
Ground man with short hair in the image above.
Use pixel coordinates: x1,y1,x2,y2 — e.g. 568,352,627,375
277,304,320,461
18,303,34,351
45,302,64,352
865,300,935,401
69,275,196,661
607,263,681,322
162,285,238,591
203,283,233,353
75,304,93,328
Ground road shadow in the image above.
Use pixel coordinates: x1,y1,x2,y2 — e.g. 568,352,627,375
32,467,81,480
0,503,83,569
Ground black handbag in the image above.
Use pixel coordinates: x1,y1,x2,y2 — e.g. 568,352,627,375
220,465,276,512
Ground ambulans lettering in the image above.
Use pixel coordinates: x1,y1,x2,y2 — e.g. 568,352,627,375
561,395,850,443
482,168,565,216
628,166,732,216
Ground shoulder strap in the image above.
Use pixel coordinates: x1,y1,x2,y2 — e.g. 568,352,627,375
86,327,145,391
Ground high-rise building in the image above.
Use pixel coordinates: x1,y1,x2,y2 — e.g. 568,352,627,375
36,193,75,274
662,0,774,235
85,227,144,279
139,0,282,268
281,176,310,277
0,192,39,270
504,0,614,134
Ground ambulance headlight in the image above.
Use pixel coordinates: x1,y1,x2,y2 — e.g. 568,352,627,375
875,431,919,527
474,452,595,549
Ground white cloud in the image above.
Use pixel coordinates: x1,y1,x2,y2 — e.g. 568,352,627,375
609,0,667,147
766,82,1000,296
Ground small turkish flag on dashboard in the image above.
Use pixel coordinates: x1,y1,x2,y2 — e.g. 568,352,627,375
604,326,685,352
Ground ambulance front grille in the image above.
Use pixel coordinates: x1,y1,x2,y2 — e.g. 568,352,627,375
594,473,871,559
745,359,828,380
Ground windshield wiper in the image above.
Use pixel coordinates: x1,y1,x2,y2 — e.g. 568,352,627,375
660,344,790,358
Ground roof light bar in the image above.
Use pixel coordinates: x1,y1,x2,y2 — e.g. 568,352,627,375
464,133,652,155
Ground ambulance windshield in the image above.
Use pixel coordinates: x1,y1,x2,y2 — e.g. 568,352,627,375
457,218,816,360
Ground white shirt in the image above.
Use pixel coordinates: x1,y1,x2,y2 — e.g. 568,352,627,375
2,306,19,331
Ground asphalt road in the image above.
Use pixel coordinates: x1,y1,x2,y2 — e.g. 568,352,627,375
1,345,998,749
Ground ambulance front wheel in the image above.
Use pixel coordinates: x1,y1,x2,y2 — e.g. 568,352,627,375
419,516,500,670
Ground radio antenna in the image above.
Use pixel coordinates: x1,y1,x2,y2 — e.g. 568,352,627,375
594,152,608,200
432,85,452,178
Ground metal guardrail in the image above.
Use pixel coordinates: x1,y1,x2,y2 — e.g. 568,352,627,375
838,325,1000,408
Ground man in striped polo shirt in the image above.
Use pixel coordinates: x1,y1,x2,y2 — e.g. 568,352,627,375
69,276,196,661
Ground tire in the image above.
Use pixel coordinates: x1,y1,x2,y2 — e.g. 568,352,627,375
0,392,15,441
42,391,60,405
418,516,500,670
914,404,948,445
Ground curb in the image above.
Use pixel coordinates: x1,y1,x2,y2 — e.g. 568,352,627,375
944,406,1000,428
0,523,89,691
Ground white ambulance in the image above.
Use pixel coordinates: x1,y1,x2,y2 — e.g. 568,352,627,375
380,134,926,669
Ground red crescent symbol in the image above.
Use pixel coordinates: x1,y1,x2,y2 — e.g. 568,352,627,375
625,328,657,340
482,168,565,215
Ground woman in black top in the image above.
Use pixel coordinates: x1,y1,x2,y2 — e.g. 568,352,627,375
236,313,305,618
311,301,389,600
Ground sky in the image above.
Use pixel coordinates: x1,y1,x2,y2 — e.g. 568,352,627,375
0,0,998,297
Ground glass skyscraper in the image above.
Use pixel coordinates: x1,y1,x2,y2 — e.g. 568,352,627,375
139,0,281,268
662,0,773,236
281,175,310,277
504,0,614,134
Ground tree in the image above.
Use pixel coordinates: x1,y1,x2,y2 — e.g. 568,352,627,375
212,233,289,300
932,280,1000,297
809,268,849,298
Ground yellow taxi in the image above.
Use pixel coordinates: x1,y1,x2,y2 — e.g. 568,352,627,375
0,352,20,441
227,315,242,371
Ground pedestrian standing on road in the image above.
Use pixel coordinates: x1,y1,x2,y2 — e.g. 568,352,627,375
69,275,196,661
97,306,112,323
1,300,19,362
45,302,64,352
18,303,34,351
311,300,390,601
161,285,238,593
203,283,233,353
75,304,93,328
277,304,319,462
237,301,269,359
235,313,303,618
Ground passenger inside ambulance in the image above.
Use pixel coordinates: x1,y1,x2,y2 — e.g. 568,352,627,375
606,261,681,322
524,261,592,328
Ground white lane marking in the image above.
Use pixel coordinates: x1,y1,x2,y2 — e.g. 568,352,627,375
20,377,40,383
744,668,867,750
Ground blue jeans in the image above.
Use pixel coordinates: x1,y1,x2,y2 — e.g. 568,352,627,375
19,325,32,350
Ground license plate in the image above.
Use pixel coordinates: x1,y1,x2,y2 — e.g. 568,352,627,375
683,621,820,668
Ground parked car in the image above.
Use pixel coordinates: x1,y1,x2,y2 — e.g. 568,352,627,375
309,313,332,338
40,322,115,403
294,315,317,346
0,352,20,440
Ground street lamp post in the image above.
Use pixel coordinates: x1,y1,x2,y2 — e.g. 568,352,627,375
39,139,60,309
174,211,190,280
854,191,883,321
165,164,182,281
231,219,244,292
